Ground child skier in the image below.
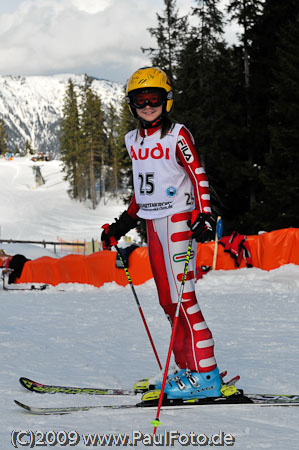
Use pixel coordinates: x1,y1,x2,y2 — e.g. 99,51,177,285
101,67,222,400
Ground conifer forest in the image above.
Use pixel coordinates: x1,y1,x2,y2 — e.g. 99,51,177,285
59,0,299,235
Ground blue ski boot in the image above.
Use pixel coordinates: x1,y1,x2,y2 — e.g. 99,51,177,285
164,367,222,400
154,368,187,390
134,366,181,392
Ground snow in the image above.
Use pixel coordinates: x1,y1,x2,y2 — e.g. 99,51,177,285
0,155,127,246
1,156,299,449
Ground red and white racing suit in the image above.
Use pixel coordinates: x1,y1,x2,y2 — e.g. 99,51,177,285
125,123,217,373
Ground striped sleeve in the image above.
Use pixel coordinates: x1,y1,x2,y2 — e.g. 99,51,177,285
176,126,211,214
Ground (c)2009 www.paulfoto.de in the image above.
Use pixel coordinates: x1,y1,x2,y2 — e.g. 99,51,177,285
11,428,236,447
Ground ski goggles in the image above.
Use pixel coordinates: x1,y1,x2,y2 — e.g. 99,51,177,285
131,89,164,109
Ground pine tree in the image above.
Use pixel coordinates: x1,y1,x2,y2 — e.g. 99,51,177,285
106,99,135,197
0,119,8,155
192,0,224,50
258,14,299,229
80,75,106,209
175,0,225,129
116,96,136,177
106,104,120,195
60,78,81,199
226,0,265,214
243,0,299,230
175,1,235,220
142,0,188,81
25,140,35,156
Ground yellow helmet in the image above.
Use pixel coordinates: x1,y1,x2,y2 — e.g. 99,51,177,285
126,67,173,118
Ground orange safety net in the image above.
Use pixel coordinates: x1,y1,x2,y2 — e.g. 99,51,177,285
17,247,152,287
197,227,299,271
16,228,299,287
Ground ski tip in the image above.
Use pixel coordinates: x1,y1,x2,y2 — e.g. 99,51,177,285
19,376,32,383
19,377,36,391
19,376,31,383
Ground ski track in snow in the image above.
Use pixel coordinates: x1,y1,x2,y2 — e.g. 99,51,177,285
0,156,299,449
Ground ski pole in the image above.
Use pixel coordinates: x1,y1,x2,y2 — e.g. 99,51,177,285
114,242,162,371
151,236,193,433
102,226,162,371
212,216,223,270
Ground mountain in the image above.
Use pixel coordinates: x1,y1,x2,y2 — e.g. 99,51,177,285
0,74,124,158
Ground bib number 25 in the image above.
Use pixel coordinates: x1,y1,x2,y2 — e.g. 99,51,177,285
138,172,155,195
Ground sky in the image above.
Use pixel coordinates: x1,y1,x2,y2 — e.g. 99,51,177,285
0,0,239,84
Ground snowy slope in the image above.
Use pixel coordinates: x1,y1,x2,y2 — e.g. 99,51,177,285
0,74,123,157
1,156,299,449
0,155,127,245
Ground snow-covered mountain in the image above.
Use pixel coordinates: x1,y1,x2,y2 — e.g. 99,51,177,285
0,74,124,158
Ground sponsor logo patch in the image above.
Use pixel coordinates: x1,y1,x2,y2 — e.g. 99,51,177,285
173,251,195,263
166,186,177,197
130,143,170,160
177,137,194,163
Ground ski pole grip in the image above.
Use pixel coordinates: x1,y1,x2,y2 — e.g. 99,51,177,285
101,224,118,247
102,223,110,233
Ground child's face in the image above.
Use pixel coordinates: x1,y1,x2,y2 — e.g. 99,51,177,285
136,104,163,123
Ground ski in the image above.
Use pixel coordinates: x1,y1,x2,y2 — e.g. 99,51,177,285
19,377,137,396
3,284,48,291
2,268,48,291
19,371,234,396
14,393,299,415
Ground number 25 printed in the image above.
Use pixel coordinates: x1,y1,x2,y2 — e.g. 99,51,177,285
138,172,155,195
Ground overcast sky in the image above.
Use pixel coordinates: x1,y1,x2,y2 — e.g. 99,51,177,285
0,0,239,84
